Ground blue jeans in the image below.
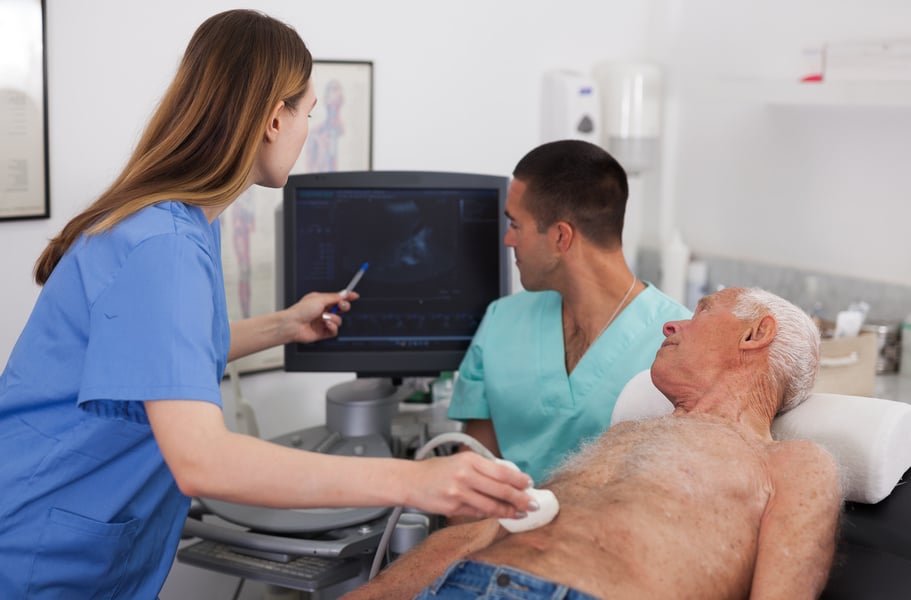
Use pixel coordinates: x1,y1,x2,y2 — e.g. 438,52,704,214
414,559,601,599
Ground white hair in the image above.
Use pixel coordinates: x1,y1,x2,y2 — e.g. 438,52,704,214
732,288,820,413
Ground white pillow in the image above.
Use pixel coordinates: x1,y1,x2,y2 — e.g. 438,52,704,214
611,370,911,504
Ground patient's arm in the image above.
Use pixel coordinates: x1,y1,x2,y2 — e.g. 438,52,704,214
750,440,842,599
341,518,504,599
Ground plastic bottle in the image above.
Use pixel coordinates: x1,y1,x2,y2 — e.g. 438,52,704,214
901,314,911,375
660,229,690,305
685,259,708,311
431,371,454,405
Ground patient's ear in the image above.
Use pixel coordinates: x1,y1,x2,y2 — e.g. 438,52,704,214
741,314,777,350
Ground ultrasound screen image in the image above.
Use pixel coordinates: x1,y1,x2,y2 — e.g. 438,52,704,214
290,186,502,353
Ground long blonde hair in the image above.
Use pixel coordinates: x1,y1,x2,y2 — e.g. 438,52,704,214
34,9,312,284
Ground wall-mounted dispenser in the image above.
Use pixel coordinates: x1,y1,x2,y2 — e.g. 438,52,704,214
590,61,663,176
539,70,601,145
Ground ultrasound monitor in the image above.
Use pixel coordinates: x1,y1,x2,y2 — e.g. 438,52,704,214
180,172,512,561
281,170,509,382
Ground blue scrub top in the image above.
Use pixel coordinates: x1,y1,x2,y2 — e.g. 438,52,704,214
0,202,230,598
448,285,691,484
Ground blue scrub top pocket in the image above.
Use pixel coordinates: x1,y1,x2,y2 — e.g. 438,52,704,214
27,507,140,598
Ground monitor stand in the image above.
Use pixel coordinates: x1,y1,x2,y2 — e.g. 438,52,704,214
326,377,412,440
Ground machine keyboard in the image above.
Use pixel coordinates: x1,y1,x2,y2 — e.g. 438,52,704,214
178,540,363,591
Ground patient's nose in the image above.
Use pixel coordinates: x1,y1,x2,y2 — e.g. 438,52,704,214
663,321,681,336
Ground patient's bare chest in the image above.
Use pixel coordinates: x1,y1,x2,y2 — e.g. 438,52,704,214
493,416,774,599
554,416,772,507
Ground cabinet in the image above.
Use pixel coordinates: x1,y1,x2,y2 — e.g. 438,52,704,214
764,80,911,107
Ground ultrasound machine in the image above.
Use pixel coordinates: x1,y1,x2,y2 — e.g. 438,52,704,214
177,170,510,598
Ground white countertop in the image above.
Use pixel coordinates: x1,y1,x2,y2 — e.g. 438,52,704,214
874,372,911,403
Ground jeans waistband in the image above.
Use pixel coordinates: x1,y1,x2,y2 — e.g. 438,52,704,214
424,559,600,599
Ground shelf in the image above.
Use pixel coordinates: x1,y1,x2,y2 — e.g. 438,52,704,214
764,80,911,108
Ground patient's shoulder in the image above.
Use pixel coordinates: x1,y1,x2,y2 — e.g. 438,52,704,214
767,439,841,494
768,437,836,466
769,437,834,459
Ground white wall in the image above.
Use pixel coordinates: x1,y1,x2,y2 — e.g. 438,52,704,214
648,0,911,285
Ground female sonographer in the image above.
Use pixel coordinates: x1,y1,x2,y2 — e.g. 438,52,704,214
0,10,534,597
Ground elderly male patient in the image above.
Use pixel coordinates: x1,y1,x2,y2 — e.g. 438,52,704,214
344,287,843,600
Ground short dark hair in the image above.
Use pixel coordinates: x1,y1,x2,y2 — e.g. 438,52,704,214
512,139,628,249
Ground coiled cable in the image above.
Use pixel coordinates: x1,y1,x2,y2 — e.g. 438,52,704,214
368,432,495,580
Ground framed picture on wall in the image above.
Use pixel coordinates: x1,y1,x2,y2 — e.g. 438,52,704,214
0,0,49,221
220,60,374,375
301,60,374,173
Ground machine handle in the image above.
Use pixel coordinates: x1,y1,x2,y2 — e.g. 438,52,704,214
182,514,386,559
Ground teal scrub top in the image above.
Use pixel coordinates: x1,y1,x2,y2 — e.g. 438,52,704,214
0,202,229,598
448,285,691,484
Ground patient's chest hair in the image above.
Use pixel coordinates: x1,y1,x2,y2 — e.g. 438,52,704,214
550,415,774,504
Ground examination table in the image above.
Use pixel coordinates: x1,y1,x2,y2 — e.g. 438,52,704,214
822,467,911,600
